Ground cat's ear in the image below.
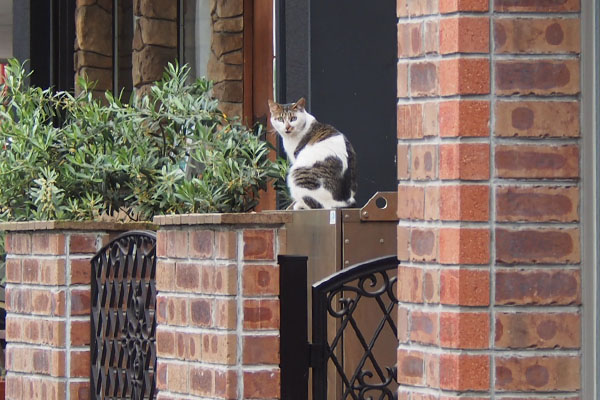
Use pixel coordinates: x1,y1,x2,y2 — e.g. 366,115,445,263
293,97,306,110
268,99,280,114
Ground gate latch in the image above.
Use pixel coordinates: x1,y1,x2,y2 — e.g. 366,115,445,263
359,191,397,221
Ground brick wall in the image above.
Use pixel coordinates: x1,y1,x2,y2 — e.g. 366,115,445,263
153,213,290,400
397,0,581,398
1,216,289,400
1,221,151,400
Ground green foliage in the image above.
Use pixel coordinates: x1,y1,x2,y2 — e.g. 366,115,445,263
0,59,288,222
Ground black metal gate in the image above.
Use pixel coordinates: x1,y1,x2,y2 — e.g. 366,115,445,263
312,256,398,399
279,255,398,400
90,231,157,400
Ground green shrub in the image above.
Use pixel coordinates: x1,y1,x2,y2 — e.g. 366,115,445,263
0,59,288,222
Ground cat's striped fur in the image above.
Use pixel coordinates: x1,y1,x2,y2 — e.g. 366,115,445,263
268,98,357,209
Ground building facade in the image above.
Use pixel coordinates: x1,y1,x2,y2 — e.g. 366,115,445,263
0,0,598,399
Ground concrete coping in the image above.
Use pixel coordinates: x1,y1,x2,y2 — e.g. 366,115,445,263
0,220,157,232
0,211,294,231
153,211,293,226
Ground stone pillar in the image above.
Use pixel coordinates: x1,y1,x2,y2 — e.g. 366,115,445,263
153,213,290,400
132,0,178,97
74,0,114,98
396,0,581,398
74,0,246,117
208,0,244,117
1,221,153,400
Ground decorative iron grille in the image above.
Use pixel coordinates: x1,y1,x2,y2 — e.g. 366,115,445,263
312,256,398,400
91,231,157,400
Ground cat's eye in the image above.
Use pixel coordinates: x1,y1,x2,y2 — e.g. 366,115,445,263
290,116,297,122
277,117,284,122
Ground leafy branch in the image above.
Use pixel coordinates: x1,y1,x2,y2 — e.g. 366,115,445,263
0,59,289,222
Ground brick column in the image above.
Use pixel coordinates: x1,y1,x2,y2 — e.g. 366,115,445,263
153,213,290,400
397,0,581,398
1,221,152,400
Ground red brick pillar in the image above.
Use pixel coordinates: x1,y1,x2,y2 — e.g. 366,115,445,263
397,0,581,398
153,213,290,400
1,221,150,400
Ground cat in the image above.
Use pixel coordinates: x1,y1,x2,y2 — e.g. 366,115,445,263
268,97,357,210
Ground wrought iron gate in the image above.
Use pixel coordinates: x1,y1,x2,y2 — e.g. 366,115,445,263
311,256,398,400
90,231,157,400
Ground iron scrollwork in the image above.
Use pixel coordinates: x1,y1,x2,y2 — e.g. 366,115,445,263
357,366,398,400
312,256,399,400
91,231,157,400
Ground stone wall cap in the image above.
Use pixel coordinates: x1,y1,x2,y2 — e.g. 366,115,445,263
0,220,157,232
153,212,293,226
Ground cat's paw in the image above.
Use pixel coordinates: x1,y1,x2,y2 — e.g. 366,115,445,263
292,202,306,210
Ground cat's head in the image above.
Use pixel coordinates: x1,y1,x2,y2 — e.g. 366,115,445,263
268,98,308,137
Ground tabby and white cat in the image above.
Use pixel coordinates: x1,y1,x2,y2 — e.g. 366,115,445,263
268,98,357,210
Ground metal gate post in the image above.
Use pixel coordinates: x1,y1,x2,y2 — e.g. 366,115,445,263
279,255,310,400
311,284,328,400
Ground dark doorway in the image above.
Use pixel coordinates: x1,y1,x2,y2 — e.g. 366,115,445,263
13,0,76,91
277,0,397,207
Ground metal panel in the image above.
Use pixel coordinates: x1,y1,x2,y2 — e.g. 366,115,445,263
595,2,600,395
341,209,397,268
581,0,599,396
284,208,342,400
341,192,398,267
285,208,342,293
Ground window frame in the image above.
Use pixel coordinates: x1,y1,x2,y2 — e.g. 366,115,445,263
582,0,599,397
12,0,75,91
